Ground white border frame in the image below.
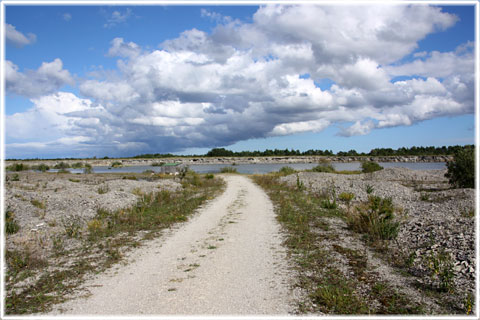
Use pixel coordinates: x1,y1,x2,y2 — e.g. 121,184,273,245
1,1,478,319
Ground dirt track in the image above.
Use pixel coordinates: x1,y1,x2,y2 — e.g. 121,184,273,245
49,174,294,315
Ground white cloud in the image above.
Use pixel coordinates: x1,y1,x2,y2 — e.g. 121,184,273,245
63,13,72,21
5,24,36,47
104,8,132,28
6,59,74,98
107,37,141,58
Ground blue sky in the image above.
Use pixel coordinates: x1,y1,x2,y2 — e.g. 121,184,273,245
4,3,476,158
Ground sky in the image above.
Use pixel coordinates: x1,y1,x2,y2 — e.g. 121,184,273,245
3,2,477,159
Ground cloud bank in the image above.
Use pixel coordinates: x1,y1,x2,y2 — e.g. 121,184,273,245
6,5,474,158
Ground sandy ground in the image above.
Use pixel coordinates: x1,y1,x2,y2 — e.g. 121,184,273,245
48,174,294,316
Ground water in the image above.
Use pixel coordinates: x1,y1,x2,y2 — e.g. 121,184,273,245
48,162,445,174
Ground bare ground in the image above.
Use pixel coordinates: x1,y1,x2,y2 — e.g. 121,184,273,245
48,174,295,315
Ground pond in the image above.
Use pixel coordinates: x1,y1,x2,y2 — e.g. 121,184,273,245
48,162,446,174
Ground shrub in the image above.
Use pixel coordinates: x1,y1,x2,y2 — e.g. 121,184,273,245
97,184,109,194
6,163,29,172
32,163,50,172
361,161,383,173
83,163,93,174
278,166,296,175
110,161,123,168
311,161,335,173
205,173,214,179
445,147,474,188
220,167,238,173
71,162,85,168
62,216,83,238
348,195,399,241
5,209,20,234
54,162,70,169
151,162,165,167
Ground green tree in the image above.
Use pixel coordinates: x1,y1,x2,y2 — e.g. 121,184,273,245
445,147,475,188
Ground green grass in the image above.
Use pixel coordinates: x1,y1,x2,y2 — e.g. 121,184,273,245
220,166,238,173
252,174,423,315
30,199,46,210
6,163,30,172
5,173,224,315
361,161,383,173
5,209,20,234
347,195,400,242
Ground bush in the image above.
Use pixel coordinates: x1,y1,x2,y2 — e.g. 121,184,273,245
83,163,93,174
348,195,399,241
110,161,123,168
361,161,383,173
32,163,50,172
54,162,70,169
71,162,85,168
278,166,296,175
445,147,474,188
311,161,335,173
5,209,20,234
6,163,29,172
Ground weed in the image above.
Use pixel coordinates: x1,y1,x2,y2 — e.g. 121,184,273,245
205,173,214,179
51,234,64,255
5,209,20,234
464,292,474,315
11,173,20,181
424,249,455,293
122,175,137,180
296,174,305,191
32,163,50,172
57,169,70,174
6,163,30,171
131,187,143,196
97,184,110,194
311,161,335,173
366,184,374,194
420,193,430,201
54,162,70,169
87,219,104,236
151,162,165,166
347,195,399,241
69,178,80,183
71,162,85,168
110,161,123,168
83,163,93,174
278,166,296,175
62,216,83,238
321,198,337,209
461,207,475,218
31,199,46,210
339,192,355,212
207,245,217,249
220,166,238,173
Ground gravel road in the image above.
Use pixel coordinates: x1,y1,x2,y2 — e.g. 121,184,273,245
49,174,294,316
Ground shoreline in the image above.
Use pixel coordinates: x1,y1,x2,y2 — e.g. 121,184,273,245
5,155,453,167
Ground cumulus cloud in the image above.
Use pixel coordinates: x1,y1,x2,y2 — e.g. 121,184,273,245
6,59,74,98
5,24,36,47
6,4,475,157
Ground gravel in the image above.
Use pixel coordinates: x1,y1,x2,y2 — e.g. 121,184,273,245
280,167,475,307
5,172,181,258
48,175,295,315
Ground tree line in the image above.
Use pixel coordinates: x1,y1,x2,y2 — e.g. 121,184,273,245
204,145,473,158
7,145,473,161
